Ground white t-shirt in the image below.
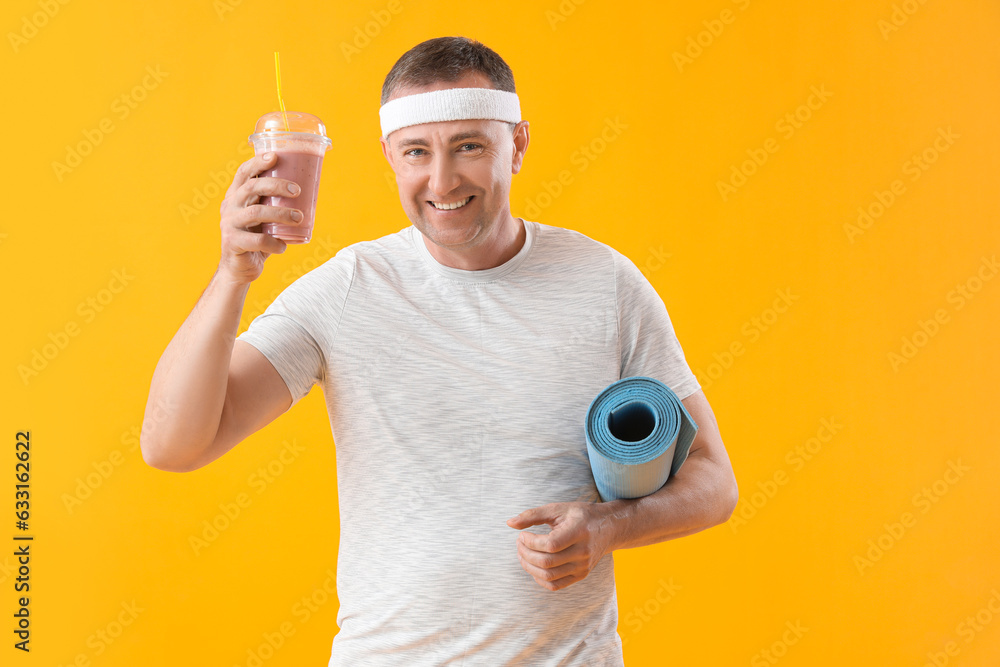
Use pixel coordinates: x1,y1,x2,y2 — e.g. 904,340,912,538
238,219,700,666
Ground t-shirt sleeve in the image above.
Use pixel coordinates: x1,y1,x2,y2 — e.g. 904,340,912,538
613,248,701,399
237,248,357,404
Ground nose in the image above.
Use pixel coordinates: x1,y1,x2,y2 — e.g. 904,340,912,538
427,154,461,198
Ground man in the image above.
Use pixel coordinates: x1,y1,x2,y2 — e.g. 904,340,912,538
142,36,737,666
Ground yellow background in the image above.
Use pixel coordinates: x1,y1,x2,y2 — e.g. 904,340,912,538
3,0,999,664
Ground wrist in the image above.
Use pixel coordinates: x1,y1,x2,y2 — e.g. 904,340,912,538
211,266,254,296
596,498,633,555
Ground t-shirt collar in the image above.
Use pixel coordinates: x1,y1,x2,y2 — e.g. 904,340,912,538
409,218,536,283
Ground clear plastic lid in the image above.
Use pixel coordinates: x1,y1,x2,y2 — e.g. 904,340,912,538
252,111,329,136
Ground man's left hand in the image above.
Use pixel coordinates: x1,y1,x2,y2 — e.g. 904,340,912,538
506,502,618,591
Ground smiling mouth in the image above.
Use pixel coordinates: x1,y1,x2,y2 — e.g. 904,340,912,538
429,196,473,210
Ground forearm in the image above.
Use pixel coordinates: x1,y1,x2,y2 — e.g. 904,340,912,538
600,451,738,551
140,270,250,471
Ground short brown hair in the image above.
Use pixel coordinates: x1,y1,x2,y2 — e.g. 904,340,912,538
380,36,516,106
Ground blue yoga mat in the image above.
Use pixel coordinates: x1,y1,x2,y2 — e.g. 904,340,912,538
585,376,698,502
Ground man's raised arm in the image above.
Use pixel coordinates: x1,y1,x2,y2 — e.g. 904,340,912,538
140,152,305,473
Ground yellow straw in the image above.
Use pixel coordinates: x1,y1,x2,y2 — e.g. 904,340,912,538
274,51,290,131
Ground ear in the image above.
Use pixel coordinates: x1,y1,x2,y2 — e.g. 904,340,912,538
511,121,530,175
380,135,394,168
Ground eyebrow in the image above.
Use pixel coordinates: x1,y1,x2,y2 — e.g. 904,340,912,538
395,130,488,149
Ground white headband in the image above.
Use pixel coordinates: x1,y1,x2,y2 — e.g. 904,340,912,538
379,87,521,137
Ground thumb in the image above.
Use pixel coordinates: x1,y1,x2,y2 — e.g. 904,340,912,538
507,504,556,529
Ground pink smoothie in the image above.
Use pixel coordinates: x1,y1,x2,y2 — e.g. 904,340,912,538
260,150,325,243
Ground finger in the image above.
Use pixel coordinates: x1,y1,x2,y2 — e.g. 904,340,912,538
234,203,304,231
520,563,583,593
535,578,559,592
228,153,276,196
517,537,576,567
229,228,288,256
508,505,557,529
546,572,585,591
222,154,276,216
517,552,578,589
520,523,578,553
239,175,301,208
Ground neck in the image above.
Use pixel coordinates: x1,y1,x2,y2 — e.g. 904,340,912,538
422,215,526,271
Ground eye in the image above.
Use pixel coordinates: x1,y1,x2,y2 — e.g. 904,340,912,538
405,148,427,157
459,143,481,151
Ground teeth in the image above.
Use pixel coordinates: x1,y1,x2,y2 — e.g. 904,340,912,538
431,197,471,210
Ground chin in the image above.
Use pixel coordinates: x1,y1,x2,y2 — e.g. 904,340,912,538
416,219,486,248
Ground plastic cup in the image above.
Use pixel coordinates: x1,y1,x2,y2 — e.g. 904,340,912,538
249,111,332,244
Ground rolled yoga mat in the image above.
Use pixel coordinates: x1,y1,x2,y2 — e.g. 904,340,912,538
585,376,698,502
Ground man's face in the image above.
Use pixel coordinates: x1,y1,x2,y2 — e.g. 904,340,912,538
380,72,529,254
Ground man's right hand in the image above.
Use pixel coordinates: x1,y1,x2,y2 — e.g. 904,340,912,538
218,152,303,284
141,152,302,472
